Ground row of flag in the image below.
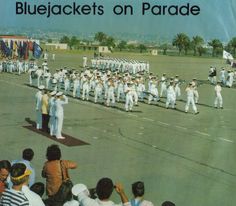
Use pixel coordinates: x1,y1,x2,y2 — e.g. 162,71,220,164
0,40,43,59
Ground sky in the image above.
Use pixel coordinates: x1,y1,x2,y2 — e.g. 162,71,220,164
0,0,236,42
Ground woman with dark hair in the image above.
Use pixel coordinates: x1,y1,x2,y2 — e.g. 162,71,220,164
0,160,11,196
42,144,77,197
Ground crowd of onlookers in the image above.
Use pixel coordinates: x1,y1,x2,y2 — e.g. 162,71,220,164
0,145,176,206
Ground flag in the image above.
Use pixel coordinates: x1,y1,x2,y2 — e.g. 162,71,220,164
223,50,234,60
33,42,43,58
0,40,11,57
22,41,29,60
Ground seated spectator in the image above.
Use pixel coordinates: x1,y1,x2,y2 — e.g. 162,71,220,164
30,182,45,197
11,148,36,187
73,178,130,206
0,163,30,205
130,181,154,206
63,186,79,206
42,144,77,197
161,201,175,206
0,160,11,196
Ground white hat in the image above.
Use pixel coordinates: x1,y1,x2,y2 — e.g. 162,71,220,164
50,91,57,96
56,92,63,96
52,79,57,84
38,85,45,90
72,184,89,196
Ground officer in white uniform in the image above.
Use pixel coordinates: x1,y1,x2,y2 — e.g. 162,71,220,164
49,91,57,136
185,83,199,114
214,81,223,109
55,92,68,139
35,85,44,129
166,81,176,109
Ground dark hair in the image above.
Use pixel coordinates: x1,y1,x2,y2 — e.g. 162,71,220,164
23,148,34,161
10,163,28,186
162,201,176,206
0,160,11,172
46,144,61,161
96,177,114,200
132,181,144,197
30,182,45,197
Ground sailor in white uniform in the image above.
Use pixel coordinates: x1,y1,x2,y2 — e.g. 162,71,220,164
55,92,68,139
35,85,44,129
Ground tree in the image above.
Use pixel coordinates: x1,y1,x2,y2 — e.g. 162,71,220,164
197,46,207,56
183,36,191,55
192,35,204,56
48,39,52,43
138,44,147,53
160,43,168,55
228,37,236,56
69,36,79,49
60,36,70,44
94,32,107,45
117,40,127,51
106,36,116,50
172,33,190,55
208,39,223,57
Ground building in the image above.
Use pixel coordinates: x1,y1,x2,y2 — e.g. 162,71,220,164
0,35,40,45
45,43,68,50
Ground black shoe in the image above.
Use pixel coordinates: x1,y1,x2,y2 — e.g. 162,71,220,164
195,111,199,115
220,107,223,109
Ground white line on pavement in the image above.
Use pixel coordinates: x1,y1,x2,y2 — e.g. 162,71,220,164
158,121,170,126
195,131,210,136
142,117,155,122
175,125,187,130
219,138,234,143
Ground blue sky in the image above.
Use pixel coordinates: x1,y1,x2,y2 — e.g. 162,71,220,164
0,0,236,41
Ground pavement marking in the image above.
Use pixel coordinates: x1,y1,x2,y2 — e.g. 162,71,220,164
175,125,187,130
219,138,234,143
158,121,170,126
128,113,138,117
195,131,210,137
142,117,155,122
152,145,157,148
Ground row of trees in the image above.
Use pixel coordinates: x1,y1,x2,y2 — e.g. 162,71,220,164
55,32,236,58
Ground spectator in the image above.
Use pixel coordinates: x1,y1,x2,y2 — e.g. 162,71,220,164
42,144,77,197
161,201,175,206
30,182,45,198
0,160,11,196
0,163,30,205
73,178,130,206
130,181,154,206
22,184,45,206
11,148,36,187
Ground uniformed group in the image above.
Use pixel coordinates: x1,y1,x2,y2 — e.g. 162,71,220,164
1,57,232,116
90,57,150,74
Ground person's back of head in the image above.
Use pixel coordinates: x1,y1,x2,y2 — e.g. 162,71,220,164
22,148,34,161
46,144,61,161
11,163,31,186
30,182,45,197
132,181,144,198
162,201,176,206
96,177,114,200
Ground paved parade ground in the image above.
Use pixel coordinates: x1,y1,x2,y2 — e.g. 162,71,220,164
0,51,236,206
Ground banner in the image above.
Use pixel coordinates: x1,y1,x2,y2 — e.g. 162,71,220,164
33,42,43,59
223,50,234,60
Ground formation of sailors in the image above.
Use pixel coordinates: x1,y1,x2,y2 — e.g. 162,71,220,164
0,58,229,114
90,57,150,74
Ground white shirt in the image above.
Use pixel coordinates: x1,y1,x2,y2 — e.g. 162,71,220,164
22,185,45,206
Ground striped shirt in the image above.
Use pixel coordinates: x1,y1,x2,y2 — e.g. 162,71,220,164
0,188,29,206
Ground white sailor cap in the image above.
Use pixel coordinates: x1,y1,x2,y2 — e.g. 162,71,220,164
56,92,63,96
52,79,57,84
50,91,57,96
38,85,45,90
72,184,89,196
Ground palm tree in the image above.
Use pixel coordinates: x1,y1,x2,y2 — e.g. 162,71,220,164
172,33,190,55
192,36,204,56
208,39,223,57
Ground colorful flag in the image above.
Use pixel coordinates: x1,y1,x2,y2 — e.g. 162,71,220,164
33,42,43,58
223,50,234,60
0,40,11,57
